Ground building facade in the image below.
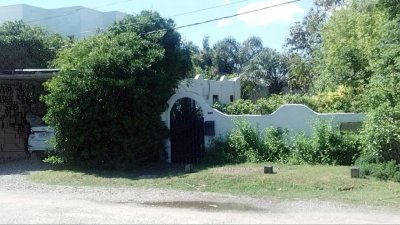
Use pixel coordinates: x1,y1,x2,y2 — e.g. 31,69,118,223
0,4,125,38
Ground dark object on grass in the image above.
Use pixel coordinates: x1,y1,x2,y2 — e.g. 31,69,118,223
264,165,274,174
351,167,360,178
185,164,194,173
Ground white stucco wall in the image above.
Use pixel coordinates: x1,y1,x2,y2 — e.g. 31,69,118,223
210,104,364,139
162,84,365,163
0,4,126,39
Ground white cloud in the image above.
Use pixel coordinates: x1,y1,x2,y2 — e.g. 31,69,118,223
223,0,231,5
216,18,234,27
237,0,304,27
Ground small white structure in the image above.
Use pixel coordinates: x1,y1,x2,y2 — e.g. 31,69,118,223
162,75,365,163
0,4,125,39
176,75,241,106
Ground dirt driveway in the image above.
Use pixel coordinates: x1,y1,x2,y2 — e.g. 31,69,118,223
1,160,400,224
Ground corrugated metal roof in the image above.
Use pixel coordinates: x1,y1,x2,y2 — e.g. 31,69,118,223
0,69,59,79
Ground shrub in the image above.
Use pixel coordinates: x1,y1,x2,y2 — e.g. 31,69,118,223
227,120,263,163
263,127,290,162
206,119,361,166
311,85,363,113
206,120,290,164
219,91,359,116
338,133,362,165
356,156,400,182
291,120,361,165
360,104,400,164
225,99,257,115
213,101,227,113
203,138,230,165
290,133,317,164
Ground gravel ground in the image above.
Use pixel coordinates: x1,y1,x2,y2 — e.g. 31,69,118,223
1,159,400,224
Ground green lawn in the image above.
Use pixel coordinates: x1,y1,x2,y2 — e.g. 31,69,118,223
29,163,400,207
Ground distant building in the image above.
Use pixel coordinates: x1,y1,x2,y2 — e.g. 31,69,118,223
0,4,126,38
176,75,241,107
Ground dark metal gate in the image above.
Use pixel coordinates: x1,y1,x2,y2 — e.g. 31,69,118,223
170,97,204,163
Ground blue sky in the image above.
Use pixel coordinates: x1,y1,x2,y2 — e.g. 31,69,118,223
0,0,314,51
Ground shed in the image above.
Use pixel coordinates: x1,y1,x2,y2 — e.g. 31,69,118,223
0,69,57,162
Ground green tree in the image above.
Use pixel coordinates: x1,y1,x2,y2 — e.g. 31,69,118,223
0,21,67,69
190,36,216,78
43,11,192,168
239,36,263,69
212,37,240,75
284,0,345,92
378,0,400,19
316,0,386,91
242,48,289,99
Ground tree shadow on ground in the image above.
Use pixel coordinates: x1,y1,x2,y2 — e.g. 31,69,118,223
48,161,215,181
0,157,53,175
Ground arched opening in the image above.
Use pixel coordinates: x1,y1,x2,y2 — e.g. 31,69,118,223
170,97,204,163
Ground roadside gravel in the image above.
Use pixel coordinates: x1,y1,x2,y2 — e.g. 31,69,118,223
1,159,400,224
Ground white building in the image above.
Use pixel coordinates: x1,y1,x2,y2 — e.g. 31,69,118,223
0,4,126,38
176,75,241,107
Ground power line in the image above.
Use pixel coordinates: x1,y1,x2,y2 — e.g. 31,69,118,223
72,0,301,37
170,0,255,18
145,0,301,35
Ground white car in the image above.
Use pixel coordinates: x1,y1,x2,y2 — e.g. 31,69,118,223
28,126,55,153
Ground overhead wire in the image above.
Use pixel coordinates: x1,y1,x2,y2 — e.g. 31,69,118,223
170,0,255,18
69,0,301,37
71,0,301,37
145,0,301,34
4,0,302,38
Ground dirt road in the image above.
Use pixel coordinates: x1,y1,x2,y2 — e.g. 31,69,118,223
1,160,399,224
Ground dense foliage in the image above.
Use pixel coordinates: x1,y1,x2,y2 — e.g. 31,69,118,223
190,36,289,99
0,21,68,69
43,11,191,168
215,86,361,115
205,119,360,166
209,0,400,182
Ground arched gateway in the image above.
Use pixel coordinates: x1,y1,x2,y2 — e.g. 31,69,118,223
163,91,213,163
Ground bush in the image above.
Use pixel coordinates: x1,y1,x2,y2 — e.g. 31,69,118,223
290,133,317,164
290,120,361,165
311,85,363,113
206,119,361,166
203,138,230,165
356,155,400,182
339,133,361,165
219,91,359,116
205,120,290,164
360,104,400,164
263,127,290,162
227,120,264,163
225,99,257,115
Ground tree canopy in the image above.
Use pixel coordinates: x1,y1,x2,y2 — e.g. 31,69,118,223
43,11,192,168
0,21,67,69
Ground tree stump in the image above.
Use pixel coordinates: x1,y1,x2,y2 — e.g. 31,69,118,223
264,166,274,174
351,167,359,178
185,164,194,173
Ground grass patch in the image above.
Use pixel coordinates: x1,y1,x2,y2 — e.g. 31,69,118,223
29,163,400,207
